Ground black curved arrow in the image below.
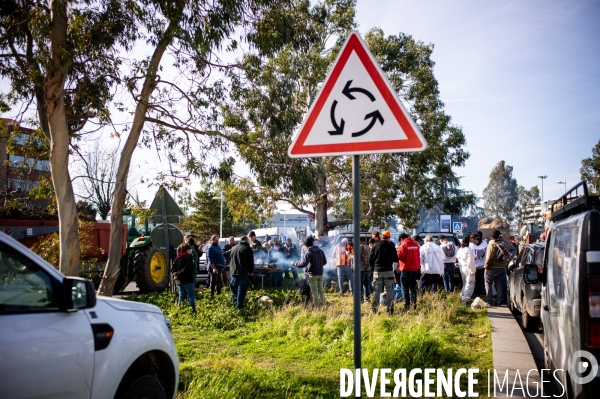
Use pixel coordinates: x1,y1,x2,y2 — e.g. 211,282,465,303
328,100,345,135
352,110,384,137
342,80,376,102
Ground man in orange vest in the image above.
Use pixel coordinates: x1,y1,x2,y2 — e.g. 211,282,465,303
332,237,354,296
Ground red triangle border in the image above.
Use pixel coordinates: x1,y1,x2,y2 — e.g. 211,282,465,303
289,32,426,157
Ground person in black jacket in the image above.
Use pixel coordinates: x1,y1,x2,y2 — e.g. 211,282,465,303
292,236,327,308
369,231,399,315
229,235,255,310
172,243,196,314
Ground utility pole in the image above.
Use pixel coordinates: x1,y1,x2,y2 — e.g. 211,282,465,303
538,175,548,213
557,178,567,194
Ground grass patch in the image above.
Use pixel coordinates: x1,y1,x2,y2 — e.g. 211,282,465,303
129,286,492,398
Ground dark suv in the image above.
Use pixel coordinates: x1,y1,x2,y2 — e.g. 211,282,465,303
523,182,600,398
508,242,544,331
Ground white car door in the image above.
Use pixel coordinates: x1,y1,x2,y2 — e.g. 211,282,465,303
0,242,95,399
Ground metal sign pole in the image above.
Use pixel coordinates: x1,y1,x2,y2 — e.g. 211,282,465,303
352,154,361,398
161,191,171,271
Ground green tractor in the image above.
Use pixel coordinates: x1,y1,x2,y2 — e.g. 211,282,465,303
109,188,184,293
112,211,170,293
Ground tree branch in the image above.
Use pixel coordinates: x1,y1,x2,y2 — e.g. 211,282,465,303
325,201,373,228
273,196,314,217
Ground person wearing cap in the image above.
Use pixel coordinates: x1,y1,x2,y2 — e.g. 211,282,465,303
229,235,255,310
248,230,264,264
292,236,327,308
419,235,445,295
484,230,510,306
397,233,421,311
439,234,458,293
332,238,354,295
369,231,399,315
248,230,262,253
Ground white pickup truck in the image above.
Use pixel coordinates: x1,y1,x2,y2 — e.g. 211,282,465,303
0,233,179,399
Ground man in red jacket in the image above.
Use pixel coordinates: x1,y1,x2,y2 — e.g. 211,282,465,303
397,233,421,311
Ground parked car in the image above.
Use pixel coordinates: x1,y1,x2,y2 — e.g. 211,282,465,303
523,182,600,398
251,227,300,249
507,242,544,331
0,232,179,399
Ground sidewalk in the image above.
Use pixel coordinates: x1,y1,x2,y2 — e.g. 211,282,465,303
487,306,541,398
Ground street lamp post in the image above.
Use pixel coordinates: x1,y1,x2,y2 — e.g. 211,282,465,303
538,175,548,213
212,192,224,238
557,178,567,194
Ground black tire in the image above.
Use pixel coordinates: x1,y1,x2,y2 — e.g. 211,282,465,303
543,331,551,370
133,245,169,292
508,294,520,314
522,306,540,332
122,375,166,399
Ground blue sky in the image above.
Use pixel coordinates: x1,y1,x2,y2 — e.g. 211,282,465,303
2,0,598,209
355,0,600,203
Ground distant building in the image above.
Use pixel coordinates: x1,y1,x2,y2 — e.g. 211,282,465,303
0,119,51,210
267,213,315,229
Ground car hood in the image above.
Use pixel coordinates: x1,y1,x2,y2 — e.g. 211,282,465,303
99,296,163,315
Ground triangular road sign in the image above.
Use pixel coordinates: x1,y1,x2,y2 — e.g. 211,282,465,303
288,31,427,158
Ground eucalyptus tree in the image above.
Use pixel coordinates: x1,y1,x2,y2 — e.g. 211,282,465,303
98,0,301,295
1,0,137,275
223,0,473,235
482,160,519,223
580,139,600,194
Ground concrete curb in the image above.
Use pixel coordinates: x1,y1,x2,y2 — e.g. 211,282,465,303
487,306,541,398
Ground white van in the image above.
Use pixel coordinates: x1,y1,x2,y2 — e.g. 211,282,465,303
524,182,600,398
250,227,300,248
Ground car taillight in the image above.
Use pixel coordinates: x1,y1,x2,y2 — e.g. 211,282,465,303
585,276,600,349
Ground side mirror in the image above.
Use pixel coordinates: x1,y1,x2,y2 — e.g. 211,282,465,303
523,264,539,284
63,277,96,311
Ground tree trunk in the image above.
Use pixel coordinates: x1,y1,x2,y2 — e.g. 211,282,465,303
0,130,8,206
46,0,80,276
97,25,175,296
314,173,329,237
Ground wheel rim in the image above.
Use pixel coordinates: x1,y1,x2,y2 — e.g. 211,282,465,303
150,251,167,284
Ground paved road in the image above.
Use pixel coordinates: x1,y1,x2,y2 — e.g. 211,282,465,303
509,309,562,396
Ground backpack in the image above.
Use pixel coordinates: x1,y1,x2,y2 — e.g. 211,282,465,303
442,243,456,258
496,242,509,263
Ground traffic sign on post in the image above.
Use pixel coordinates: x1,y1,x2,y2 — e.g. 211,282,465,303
453,222,463,231
288,31,427,158
286,31,428,392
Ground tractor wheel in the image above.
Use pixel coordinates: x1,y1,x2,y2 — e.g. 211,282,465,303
133,245,169,292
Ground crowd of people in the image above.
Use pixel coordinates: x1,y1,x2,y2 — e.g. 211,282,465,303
170,227,515,315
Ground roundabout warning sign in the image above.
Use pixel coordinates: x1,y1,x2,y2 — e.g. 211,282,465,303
288,31,427,158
